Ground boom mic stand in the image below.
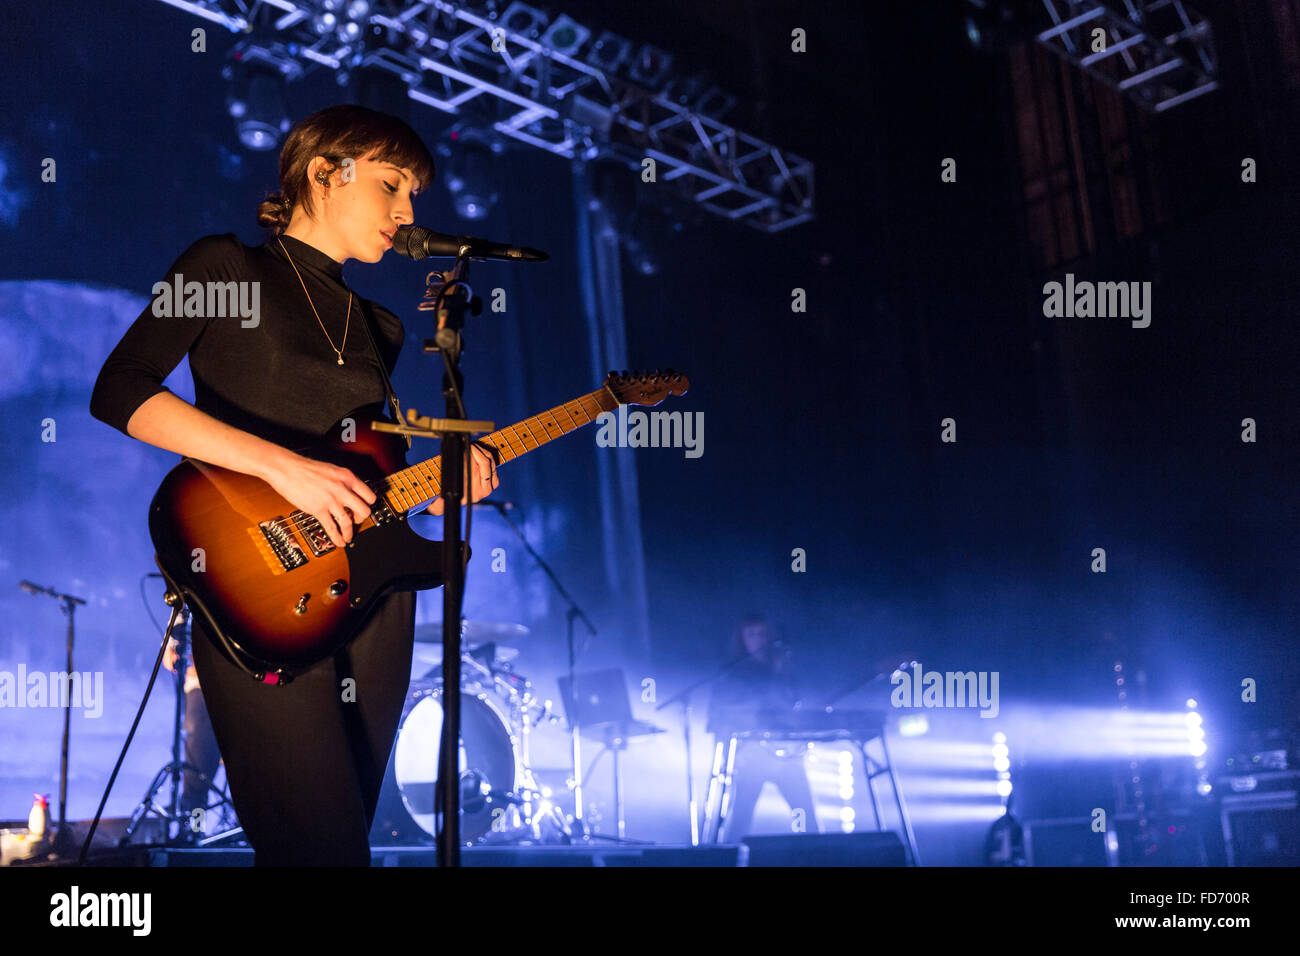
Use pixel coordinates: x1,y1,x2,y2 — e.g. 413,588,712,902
479,502,598,840
17,580,86,859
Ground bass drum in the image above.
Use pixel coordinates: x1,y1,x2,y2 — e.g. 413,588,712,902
372,680,522,845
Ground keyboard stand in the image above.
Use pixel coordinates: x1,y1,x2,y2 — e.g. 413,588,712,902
703,727,921,866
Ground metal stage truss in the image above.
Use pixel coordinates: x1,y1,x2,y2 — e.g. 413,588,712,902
147,0,815,232
1034,0,1219,112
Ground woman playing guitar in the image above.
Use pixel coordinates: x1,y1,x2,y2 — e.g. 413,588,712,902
89,105,500,865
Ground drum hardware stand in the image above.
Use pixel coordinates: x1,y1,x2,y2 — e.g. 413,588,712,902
509,679,544,838
504,686,573,842
119,595,237,847
17,580,87,860
479,499,598,840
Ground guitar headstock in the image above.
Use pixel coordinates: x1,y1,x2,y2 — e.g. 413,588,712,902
604,369,691,407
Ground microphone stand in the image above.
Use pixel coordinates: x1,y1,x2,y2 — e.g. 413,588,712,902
478,502,597,840
18,580,87,859
431,252,475,868
822,657,915,708
383,228,547,863
376,254,488,866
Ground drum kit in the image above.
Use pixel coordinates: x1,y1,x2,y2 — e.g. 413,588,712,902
376,620,575,846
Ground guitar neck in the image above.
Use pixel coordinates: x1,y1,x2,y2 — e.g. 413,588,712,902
377,385,619,512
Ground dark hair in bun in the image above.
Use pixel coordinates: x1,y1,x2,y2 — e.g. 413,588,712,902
255,192,294,233
254,104,436,235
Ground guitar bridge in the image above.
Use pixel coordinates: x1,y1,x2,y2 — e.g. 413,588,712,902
259,518,308,571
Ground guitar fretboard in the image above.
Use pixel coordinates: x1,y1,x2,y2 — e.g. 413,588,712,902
378,387,618,512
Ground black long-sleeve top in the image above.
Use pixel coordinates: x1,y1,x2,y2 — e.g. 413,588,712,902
90,233,404,448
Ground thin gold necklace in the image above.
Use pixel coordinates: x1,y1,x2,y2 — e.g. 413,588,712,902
277,237,351,365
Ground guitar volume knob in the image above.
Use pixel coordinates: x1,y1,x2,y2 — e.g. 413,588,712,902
329,580,348,596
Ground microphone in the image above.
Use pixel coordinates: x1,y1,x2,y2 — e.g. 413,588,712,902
19,580,86,604
392,225,548,262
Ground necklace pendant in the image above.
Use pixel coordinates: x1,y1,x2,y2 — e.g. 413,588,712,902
337,356,345,366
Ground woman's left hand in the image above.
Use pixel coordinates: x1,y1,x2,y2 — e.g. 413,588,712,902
424,441,500,516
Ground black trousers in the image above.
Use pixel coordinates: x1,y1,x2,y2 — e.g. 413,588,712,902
722,741,822,841
189,590,416,866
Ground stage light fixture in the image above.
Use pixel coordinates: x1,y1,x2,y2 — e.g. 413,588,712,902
586,31,632,74
438,129,505,221
695,85,736,120
628,43,673,89
541,15,589,57
500,1,547,39
663,73,706,110
992,733,1014,804
224,57,291,152
899,714,929,737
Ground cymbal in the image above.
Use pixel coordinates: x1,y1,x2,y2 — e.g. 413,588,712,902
414,621,531,644
409,643,520,665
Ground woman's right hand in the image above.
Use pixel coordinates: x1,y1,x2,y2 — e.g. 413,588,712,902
261,449,377,549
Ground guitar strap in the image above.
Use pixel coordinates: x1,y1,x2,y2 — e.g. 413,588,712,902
357,299,411,451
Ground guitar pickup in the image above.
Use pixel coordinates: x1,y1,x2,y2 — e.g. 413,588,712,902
259,518,308,571
288,503,396,560
292,512,336,557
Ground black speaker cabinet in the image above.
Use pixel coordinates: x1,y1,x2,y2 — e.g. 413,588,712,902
740,832,907,867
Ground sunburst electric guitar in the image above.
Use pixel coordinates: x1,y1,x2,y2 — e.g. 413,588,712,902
149,369,689,683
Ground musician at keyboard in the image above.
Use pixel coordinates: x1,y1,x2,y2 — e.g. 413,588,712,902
707,614,821,840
